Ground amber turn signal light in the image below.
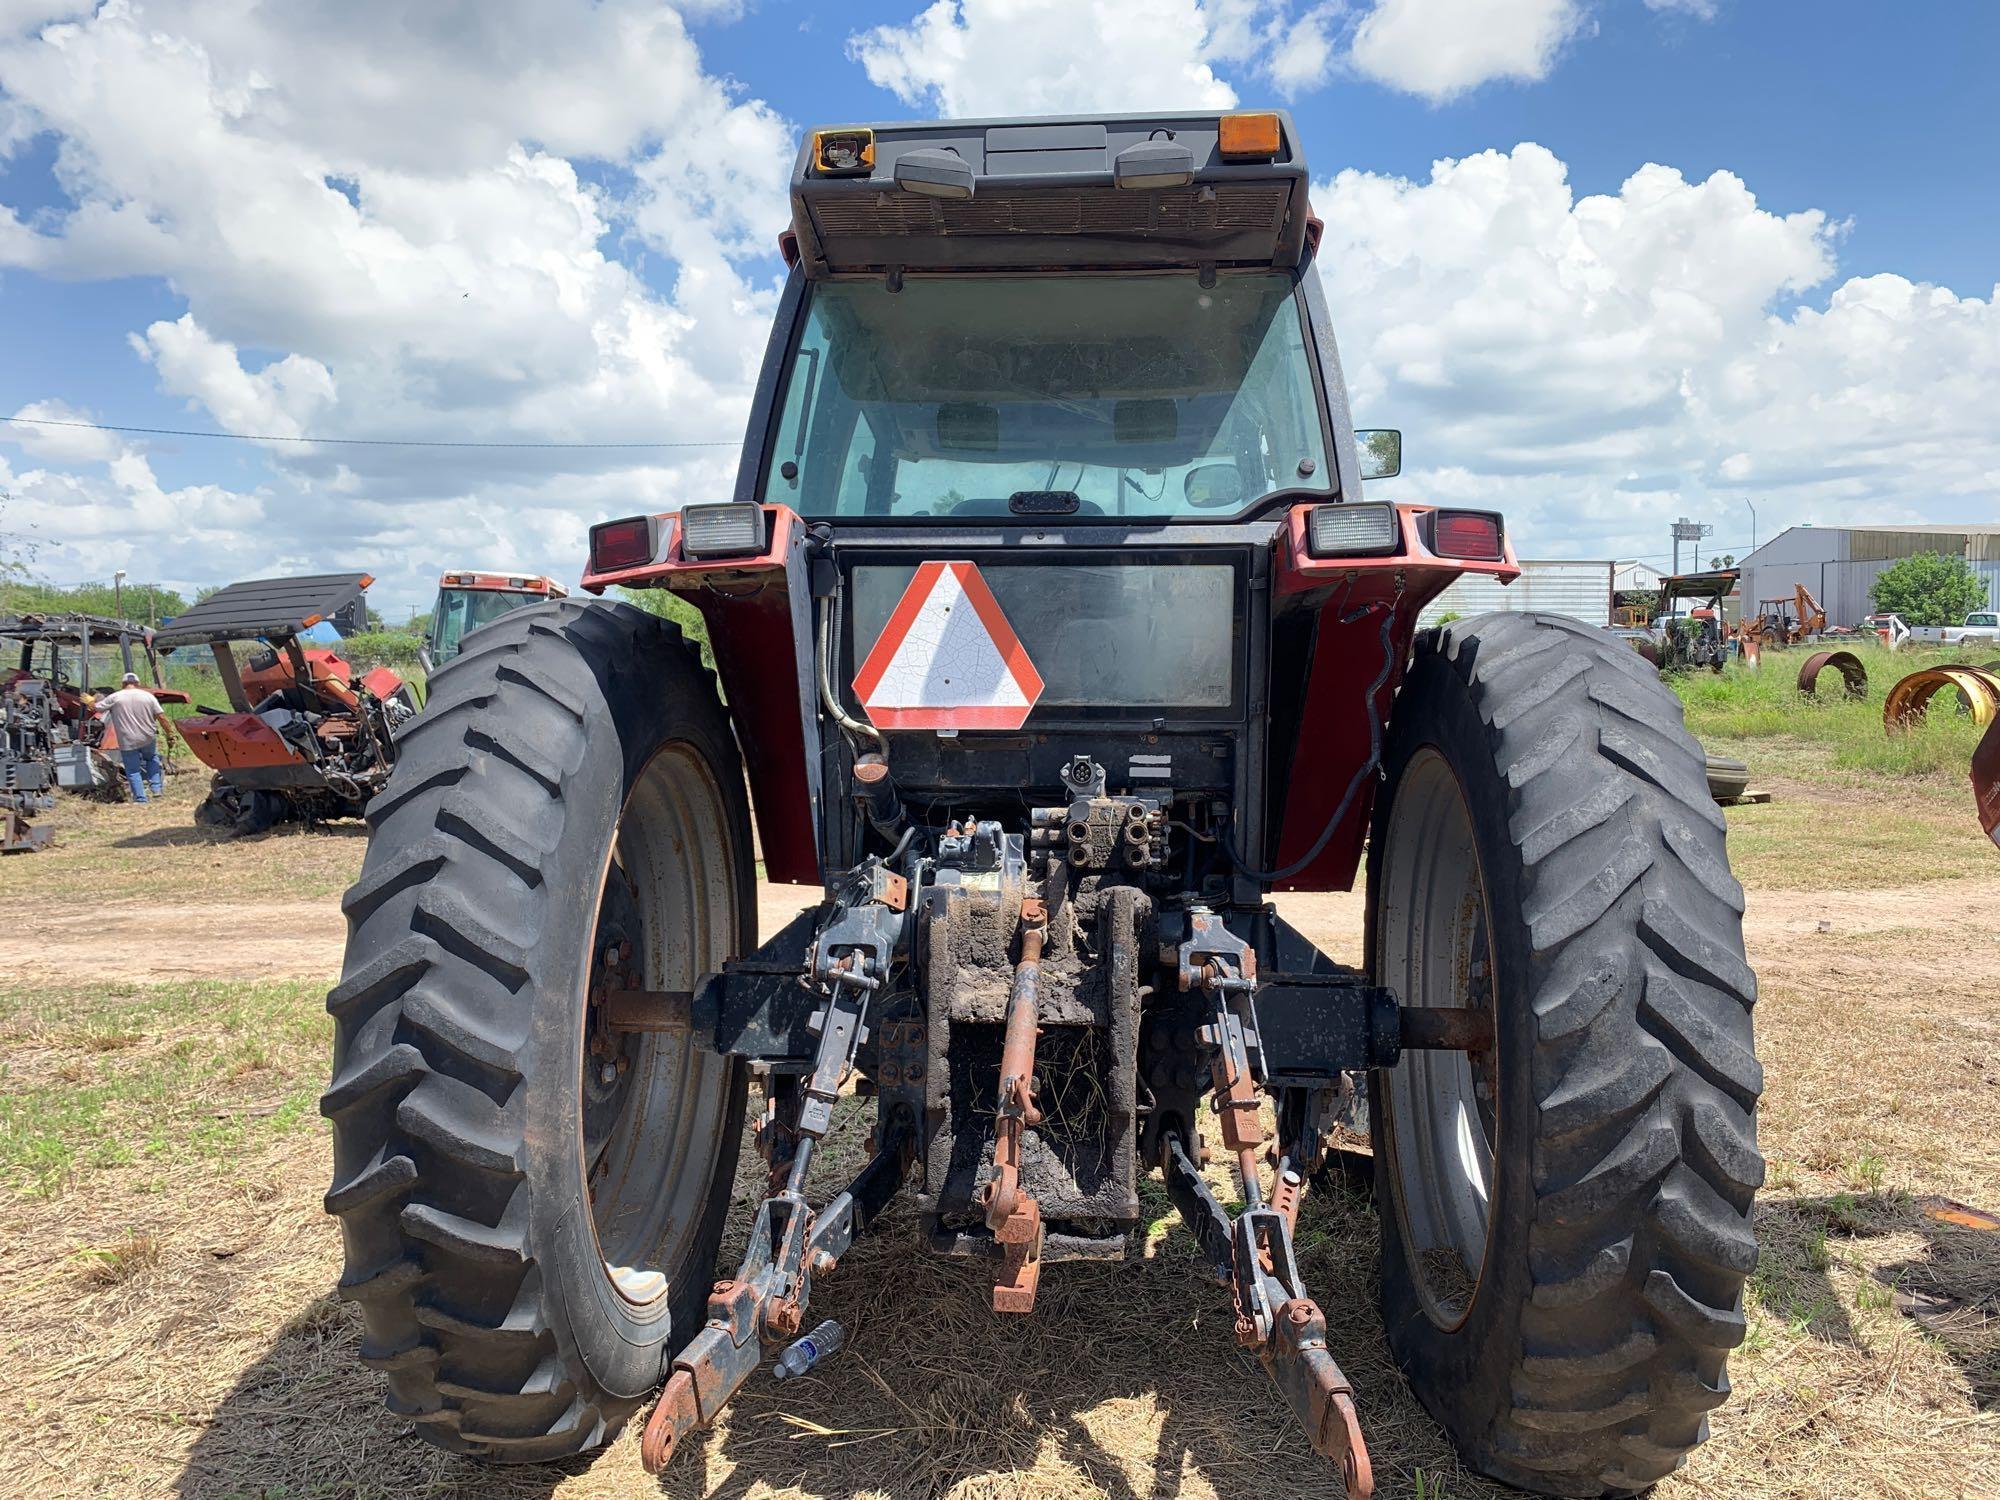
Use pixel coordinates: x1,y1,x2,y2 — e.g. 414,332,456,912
1218,112,1281,160
813,129,874,175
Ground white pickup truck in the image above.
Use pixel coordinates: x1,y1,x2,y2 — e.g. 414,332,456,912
1904,610,2000,646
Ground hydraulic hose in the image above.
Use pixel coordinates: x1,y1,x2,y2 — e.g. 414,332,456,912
1223,600,1399,884
816,593,885,751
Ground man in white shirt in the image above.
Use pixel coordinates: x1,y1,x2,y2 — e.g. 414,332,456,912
98,672,166,802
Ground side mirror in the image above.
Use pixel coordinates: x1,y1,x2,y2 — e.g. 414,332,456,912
1356,428,1402,480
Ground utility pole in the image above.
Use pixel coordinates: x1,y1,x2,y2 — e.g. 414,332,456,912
114,568,126,620
1746,499,1758,554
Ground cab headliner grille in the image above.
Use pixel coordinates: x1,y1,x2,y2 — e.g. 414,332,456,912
810,182,1290,241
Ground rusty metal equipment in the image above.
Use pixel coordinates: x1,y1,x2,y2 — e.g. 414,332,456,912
154,574,415,833
1654,568,1739,672
1974,715,2000,848
1798,648,1869,699
0,612,189,816
1883,664,2000,731
324,107,1765,1500
1,674,55,853
1745,583,1827,648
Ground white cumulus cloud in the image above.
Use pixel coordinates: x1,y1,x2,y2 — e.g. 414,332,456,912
1315,144,2000,560
0,0,793,610
1348,0,1588,102
848,0,1241,116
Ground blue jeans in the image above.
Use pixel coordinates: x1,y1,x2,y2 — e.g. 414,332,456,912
120,742,163,801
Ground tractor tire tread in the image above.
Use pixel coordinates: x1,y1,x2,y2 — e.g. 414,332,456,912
322,598,726,1464
1384,612,1762,1497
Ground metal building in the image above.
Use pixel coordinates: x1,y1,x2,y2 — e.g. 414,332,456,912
1419,559,1615,627
1738,525,2000,629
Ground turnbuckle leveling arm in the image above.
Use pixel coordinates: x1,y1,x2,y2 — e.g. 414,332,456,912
982,896,1048,1313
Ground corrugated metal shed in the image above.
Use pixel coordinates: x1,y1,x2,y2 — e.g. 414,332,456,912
1420,560,1614,627
1740,524,2000,626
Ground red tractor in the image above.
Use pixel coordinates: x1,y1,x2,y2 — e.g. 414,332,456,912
324,112,1761,1497
421,570,570,670
155,574,416,834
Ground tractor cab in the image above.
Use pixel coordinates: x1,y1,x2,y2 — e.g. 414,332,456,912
422,570,569,669
1654,566,1740,671
586,112,1515,897
0,611,187,820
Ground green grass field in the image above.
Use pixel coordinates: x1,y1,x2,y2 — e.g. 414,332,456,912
1670,639,1996,778
0,977,329,1199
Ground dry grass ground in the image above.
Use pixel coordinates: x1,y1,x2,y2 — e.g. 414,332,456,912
1,760,1996,1499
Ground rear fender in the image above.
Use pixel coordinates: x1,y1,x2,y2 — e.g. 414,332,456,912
583,504,823,885
1266,503,1519,891
175,712,316,773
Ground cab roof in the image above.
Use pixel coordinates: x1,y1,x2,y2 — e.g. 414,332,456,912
154,573,372,649
788,111,1311,278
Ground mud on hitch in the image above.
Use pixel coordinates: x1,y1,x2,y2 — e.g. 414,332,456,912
633,829,1486,1496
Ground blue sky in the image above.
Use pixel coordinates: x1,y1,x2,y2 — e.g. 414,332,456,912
1,0,1996,613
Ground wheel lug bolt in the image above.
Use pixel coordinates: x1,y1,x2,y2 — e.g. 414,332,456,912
600,1062,618,1085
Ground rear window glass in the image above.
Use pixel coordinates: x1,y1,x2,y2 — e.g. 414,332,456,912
848,562,1236,710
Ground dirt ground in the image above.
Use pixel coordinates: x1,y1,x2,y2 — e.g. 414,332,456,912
1,773,1995,1499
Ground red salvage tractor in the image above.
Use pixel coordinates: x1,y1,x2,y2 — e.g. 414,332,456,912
324,111,1761,1497
421,570,570,671
155,574,416,834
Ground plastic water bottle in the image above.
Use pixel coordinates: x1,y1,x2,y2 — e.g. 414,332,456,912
772,1319,845,1381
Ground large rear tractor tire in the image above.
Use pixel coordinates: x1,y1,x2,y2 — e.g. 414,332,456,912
1368,613,1762,1496
322,599,751,1461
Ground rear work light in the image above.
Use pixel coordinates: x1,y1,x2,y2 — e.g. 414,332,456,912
1218,112,1281,161
1428,509,1506,561
1308,502,1400,558
589,515,658,574
812,129,873,175
680,502,769,560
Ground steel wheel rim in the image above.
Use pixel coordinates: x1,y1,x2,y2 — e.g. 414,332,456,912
1378,747,1500,1331
580,742,738,1311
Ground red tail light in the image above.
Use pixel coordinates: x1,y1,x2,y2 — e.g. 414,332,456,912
589,516,657,573
1429,509,1505,561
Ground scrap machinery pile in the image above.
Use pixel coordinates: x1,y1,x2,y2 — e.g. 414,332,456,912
155,574,415,834
1,612,187,852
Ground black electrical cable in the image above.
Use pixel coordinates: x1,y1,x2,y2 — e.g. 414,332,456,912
0,413,735,449
1221,600,1398,884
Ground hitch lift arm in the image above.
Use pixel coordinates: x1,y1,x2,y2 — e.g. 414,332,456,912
1165,908,1375,1500
639,859,913,1474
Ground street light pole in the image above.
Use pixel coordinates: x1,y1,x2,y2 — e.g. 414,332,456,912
114,568,126,620
1746,499,1758,554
